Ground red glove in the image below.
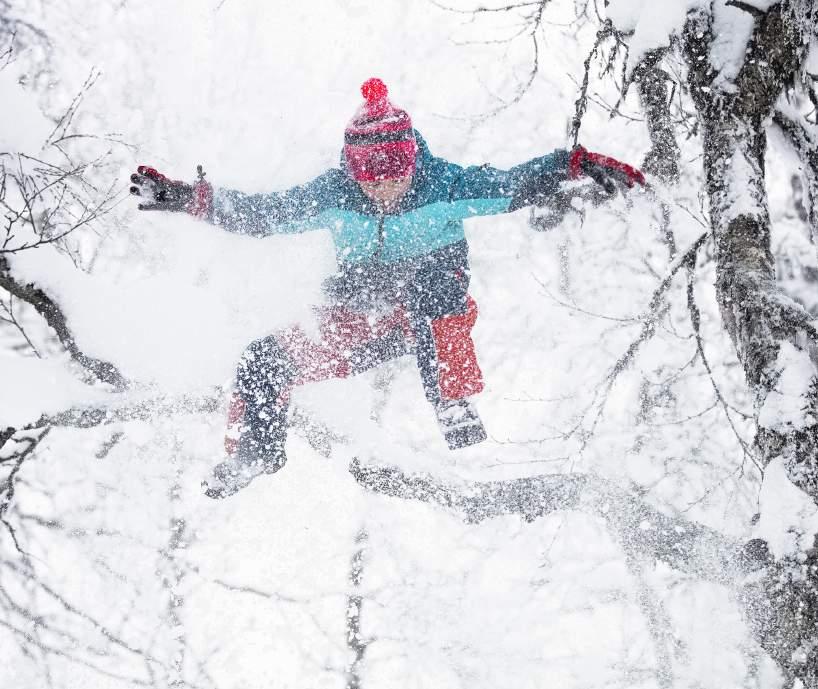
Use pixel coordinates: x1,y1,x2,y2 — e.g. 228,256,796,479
129,165,212,218
568,146,645,192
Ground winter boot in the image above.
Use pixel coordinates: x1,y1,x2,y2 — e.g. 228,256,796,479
204,335,295,499
435,398,487,450
203,438,287,499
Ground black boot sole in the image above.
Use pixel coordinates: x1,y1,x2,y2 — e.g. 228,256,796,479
444,422,487,450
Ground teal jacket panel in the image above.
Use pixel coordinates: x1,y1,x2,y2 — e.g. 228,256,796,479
211,132,569,264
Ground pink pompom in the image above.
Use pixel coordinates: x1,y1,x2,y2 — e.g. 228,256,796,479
361,78,388,103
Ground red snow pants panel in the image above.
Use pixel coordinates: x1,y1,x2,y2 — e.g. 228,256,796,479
430,295,484,401
224,392,246,455
278,305,413,386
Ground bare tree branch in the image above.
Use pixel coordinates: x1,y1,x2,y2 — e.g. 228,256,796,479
570,20,615,146
725,0,769,18
0,294,42,357
429,0,544,14
632,50,681,182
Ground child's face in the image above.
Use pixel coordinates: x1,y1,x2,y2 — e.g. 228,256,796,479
358,176,413,210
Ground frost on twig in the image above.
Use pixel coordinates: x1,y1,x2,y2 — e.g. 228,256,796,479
0,153,119,256
0,428,49,555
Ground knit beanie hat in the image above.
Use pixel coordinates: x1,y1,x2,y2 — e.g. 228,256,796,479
344,78,417,182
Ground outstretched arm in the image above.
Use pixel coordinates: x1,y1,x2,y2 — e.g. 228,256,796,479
129,166,344,237
441,146,644,218
211,170,346,236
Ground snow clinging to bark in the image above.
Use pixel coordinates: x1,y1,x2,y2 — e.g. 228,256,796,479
723,144,768,220
606,0,701,69
755,456,818,559
607,0,760,87
757,341,816,433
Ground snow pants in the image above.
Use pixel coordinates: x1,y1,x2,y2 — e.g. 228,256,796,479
224,259,484,457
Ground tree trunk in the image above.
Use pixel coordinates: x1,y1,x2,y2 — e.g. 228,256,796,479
684,3,818,683
686,3,818,498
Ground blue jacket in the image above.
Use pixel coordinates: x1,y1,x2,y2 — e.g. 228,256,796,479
211,132,569,267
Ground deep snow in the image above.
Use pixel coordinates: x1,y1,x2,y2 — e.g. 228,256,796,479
2,1,816,687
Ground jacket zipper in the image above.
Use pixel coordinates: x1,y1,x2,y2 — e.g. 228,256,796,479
373,212,385,260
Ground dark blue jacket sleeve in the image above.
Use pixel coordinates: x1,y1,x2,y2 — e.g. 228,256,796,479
423,149,571,219
211,169,346,236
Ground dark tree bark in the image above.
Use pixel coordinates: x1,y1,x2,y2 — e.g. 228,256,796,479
633,50,681,183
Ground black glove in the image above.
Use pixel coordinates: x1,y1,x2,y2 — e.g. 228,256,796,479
129,166,194,212
568,145,646,194
507,168,565,212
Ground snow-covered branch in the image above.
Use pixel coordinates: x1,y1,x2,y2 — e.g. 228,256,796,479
0,256,126,388
350,460,764,582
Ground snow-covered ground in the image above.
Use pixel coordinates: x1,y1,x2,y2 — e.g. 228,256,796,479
2,1,814,687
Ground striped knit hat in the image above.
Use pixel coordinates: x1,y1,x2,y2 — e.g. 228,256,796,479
344,78,417,182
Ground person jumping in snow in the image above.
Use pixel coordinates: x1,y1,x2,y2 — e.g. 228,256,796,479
129,78,645,498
